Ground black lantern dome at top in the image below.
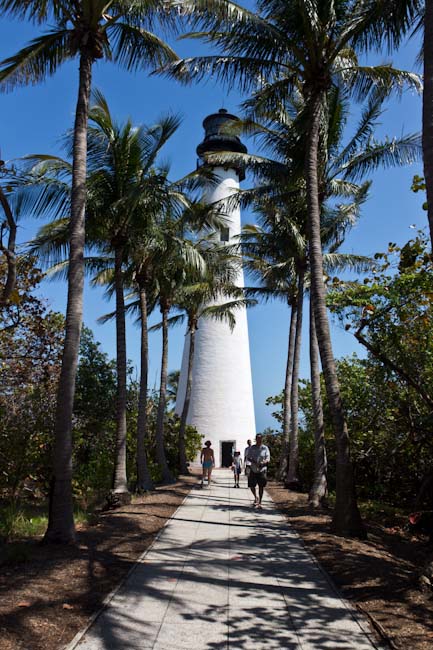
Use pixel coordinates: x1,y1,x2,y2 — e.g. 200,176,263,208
196,108,247,181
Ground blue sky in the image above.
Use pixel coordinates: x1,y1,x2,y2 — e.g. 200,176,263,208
0,14,426,431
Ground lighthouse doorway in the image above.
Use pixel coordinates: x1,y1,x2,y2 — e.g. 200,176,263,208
221,441,235,467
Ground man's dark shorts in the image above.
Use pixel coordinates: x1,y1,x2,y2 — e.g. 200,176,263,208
248,470,267,489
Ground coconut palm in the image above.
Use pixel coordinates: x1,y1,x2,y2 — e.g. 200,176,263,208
241,215,302,484
308,298,327,508
242,207,369,490
161,0,421,536
86,94,186,501
87,103,220,491
126,194,227,486
201,78,419,533
422,0,433,248
22,96,189,503
149,222,209,483
0,0,178,542
0,162,18,309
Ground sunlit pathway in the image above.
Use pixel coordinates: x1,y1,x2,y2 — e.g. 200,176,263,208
69,470,379,650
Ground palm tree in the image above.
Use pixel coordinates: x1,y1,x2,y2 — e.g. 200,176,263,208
173,3,419,529
22,96,187,504
308,297,327,508
86,95,186,502
0,0,178,542
242,207,367,491
231,82,418,502
149,222,209,483
241,218,302,484
0,161,18,309
87,103,216,492
127,194,220,489
423,0,433,248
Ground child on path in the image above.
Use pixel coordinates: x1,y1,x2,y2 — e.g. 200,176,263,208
232,451,242,488
200,440,215,487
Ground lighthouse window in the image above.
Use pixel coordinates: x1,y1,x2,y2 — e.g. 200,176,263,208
220,227,230,242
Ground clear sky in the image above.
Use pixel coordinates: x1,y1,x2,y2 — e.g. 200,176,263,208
0,12,426,432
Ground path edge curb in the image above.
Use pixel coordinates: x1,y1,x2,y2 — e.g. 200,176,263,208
63,482,193,650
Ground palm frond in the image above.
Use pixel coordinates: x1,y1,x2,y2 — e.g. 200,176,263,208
339,133,421,181
0,29,72,91
108,22,178,71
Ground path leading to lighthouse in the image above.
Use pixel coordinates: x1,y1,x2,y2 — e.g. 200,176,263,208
68,470,380,650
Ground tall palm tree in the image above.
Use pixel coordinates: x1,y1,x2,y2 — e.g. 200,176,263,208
308,297,327,508
242,207,368,490
126,198,222,488
0,162,18,309
87,106,216,492
177,10,419,529
150,223,208,483
232,83,418,501
86,95,185,502
0,0,178,542
423,0,433,248
22,96,187,504
241,218,302,484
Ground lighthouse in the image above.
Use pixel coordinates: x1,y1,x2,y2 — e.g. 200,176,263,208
175,109,256,467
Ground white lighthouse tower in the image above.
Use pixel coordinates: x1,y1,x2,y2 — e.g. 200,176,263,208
175,109,256,467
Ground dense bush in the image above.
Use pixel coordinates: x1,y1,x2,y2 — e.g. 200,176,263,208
0,260,64,496
263,235,433,508
0,261,201,516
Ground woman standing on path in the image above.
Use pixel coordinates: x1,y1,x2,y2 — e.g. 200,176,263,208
200,440,215,487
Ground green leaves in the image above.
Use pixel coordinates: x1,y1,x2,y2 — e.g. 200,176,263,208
0,30,72,91
329,232,433,409
0,0,180,91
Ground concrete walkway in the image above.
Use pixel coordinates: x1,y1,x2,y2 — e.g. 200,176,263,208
70,470,380,650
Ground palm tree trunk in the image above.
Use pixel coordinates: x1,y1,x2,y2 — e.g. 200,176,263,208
155,302,175,483
278,299,297,481
136,280,154,491
179,321,196,474
0,186,16,307
423,0,433,249
286,268,304,488
305,90,365,537
111,246,130,502
44,53,92,544
308,298,328,508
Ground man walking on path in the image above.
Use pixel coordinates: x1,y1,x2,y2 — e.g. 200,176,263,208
246,434,270,509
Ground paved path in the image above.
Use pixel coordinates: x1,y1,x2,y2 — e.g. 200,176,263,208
70,470,380,650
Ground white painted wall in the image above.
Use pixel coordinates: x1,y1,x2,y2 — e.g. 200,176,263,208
176,167,256,467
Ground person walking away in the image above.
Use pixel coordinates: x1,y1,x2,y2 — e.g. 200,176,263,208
246,435,270,508
200,440,215,487
244,439,252,476
232,451,243,487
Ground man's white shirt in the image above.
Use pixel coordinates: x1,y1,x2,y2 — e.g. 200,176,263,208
245,444,270,473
